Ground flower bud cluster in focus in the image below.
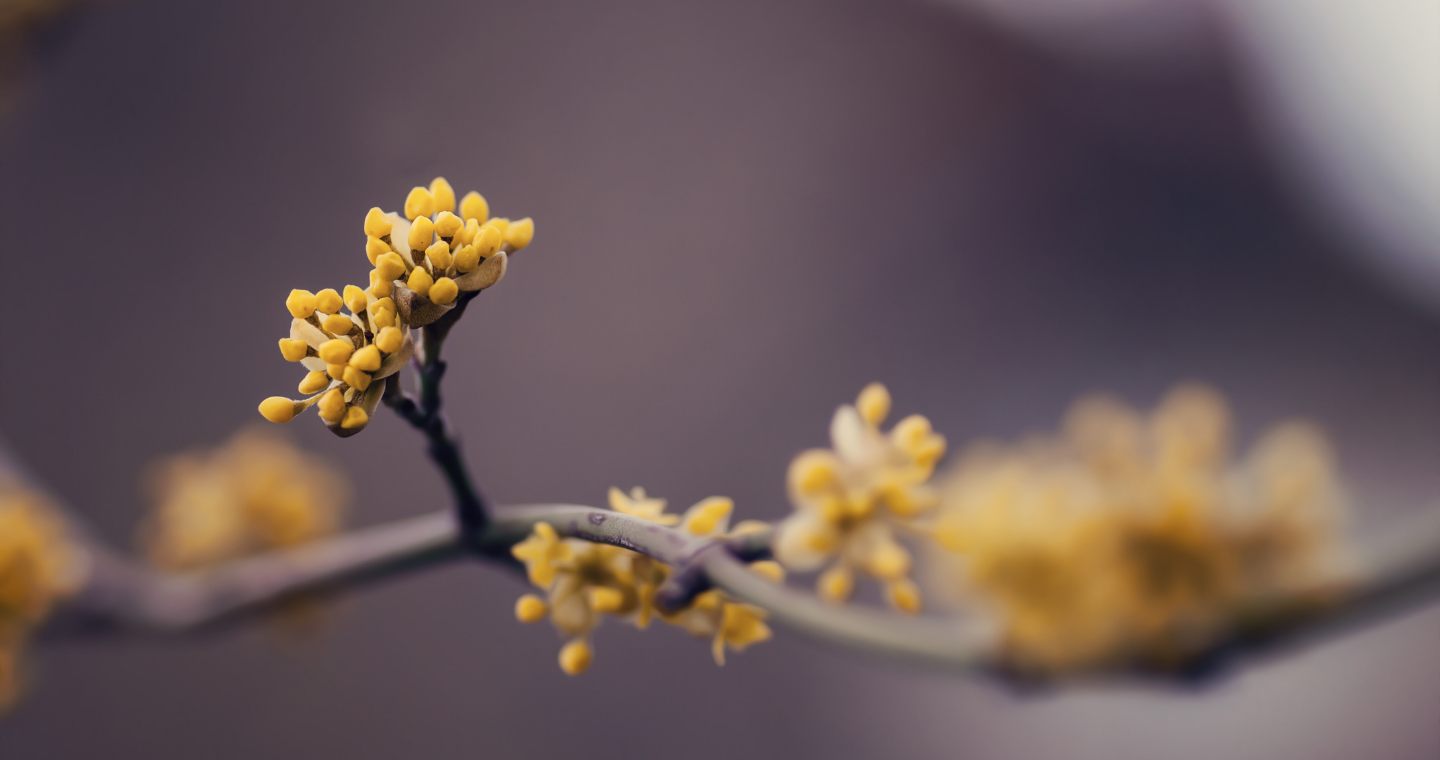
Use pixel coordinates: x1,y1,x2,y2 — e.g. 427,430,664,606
141,428,349,572
259,178,533,436
773,383,946,613
0,484,81,712
932,384,1352,675
511,488,779,674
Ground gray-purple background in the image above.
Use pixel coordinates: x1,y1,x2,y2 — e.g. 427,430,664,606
1,0,1437,758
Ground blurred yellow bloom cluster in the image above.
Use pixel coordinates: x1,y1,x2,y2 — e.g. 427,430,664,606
141,429,348,572
933,385,1350,674
773,383,946,613
0,484,81,711
512,488,778,674
259,178,533,436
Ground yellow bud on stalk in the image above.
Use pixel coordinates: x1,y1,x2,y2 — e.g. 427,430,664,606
341,406,369,429
515,594,549,623
369,269,394,297
407,268,433,298
317,389,345,422
505,217,534,250
344,285,369,314
363,207,392,237
298,371,330,395
429,277,459,305
258,397,297,423
318,338,354,365
350,345,382,372
474,224,503,258
322,313,355,335
425,240,452,270
559,640,592,675
459,191,488,222
313,288,343,315
375,326,403,354
342,366,371,391
404,187,434,220
375,253,408,282
365,236,391,264
278,339,309,362
286,289,317,318
453,245,480,273
408,216,434,252
433,211,462,239
429,177,456,214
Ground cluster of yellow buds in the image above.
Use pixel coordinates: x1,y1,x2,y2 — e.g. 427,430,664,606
0,483,82,712
141,428,348,571
932,385,1351,674
511,488,778,674
259,178,533,436
773,383,946,613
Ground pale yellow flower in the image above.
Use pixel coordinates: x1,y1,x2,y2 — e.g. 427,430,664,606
932,384,1350,674
142,428,349,571
773,383,945,612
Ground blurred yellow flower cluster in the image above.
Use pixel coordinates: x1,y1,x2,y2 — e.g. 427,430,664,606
259,178,532,436
141,428,349,572
773,383,946,613
512,488,779,674
0,484,81,711
933,385,1351,674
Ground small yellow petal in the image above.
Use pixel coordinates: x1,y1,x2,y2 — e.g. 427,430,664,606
429,277,458,306
317,389,345,422
748,561,786,583
586,587,625,614
459,191,489,222
404,187,434,220
515,594,549,623
683,496,732,536
453,245,480,273
856,382,891,426
340,405,369,429
278,338,309,362
314,288,343,315
818,565,854,604
375,252,408,282
363,207,392,237
375,326,403,354
285,289,317,318
373,307,396,329
349,344,382,372
327,363,346,381
429,177,456,214
433,210,463,239
474,223,503,258
504,217,534,250
369,269,394,297
343,285,369,314
365,236,392,265
425,240,453,270
298,370,330,395
487,218,510,239
407,268,433,298
408,215,434,252
886,578,922,614
559,640,592,675
866,542,911,581
368,296,396,316
342,365,371,391
322,313,354,335
318,338,354,365
456,218,480,246
258,397,297,423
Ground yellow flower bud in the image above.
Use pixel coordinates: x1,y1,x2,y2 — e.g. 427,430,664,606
474,223,503,258
885,579,921,614
373,307,396,329
818,565,854,604
375,252,408,282
317,389,345,422
286,289,317,318
559,640,592,675
748,561,786,583
425,240,453,270
258,397,297,423
368,269,394,297
459,191,488,222
407,268,433,298
486,217,510,239
856,382,891,426
343,285,368,314
515,594,549,623
865,542,911,581
433,210,462,239
318,338,354,365
327,363,346,381
456,218,480,246
278,338,309,362
429,277,458,305
368,296,396,315
453,245,480,273
363,207,392,237
313,288,343,315
429,177,456,214
340,406,369,429
365,236,392,265
298,371,330,395
586,586,625,614
375,326,403,354
504,217,534,250
342,365,371,391
404,187,434,220
408,215,434,251
322,313,354,335
349,344,382,372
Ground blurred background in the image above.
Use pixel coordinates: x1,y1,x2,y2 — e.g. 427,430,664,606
1,0,1438,757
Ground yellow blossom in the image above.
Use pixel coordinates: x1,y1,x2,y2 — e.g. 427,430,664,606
0,484,82,713
931,384,1351,674
141,428,349,571
773,383,945,613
